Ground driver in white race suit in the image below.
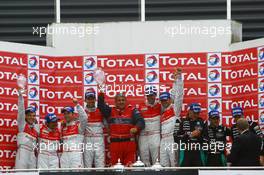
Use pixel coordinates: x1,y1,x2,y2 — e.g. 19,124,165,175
15,88,39,169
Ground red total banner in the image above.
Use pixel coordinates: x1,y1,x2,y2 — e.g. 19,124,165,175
0,46,264,169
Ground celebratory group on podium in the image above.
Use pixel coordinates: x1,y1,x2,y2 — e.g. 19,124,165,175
15,68,264,169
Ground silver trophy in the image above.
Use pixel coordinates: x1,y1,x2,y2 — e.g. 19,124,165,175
151,158,162,171
132,156,145,171
17,74,27,94
113,158,125,172
93,67,106,92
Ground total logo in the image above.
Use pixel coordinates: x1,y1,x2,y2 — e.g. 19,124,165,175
208,68,221,82
207,53,221,67
259,110,264,124
259,79,264,92
28,101,39,115
208,99,221,111
208,84,221,97
84,71,96,85
83,56,97,70
28,86,39,100
145,54,159,68
145,70,159,83
28,71,39,84
259,63,264,76
28,55,39,69
259,94,264,108
258,47,264,61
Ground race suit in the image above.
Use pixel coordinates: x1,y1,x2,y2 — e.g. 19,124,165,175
60,104,87,168
15,90,39,169
137,102,161,166
160,77,184,167
84,107,105,168
98,93,145,166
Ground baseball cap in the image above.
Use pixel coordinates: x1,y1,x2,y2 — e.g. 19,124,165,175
45,113,58,123
159,92,170,100
85,88,96,98
62,106,74,113
232,107,243,117
189,103,201,113
209,110,220,118
145,86,157,96
25,106,36,114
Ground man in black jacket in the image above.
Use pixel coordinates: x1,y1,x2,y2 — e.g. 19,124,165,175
227,118,262,166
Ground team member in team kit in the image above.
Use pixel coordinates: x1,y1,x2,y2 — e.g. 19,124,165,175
98,91,145,166
204,110,232,166
137,86,161,166
38,113,60,169
83,89,105,168
15,88,39,169
230,107,263,141
60,98,88,168
177,103,207,167
159,69,184,167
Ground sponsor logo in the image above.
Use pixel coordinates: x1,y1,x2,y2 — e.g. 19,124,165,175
160,71,206,81
259,111,264,124
28,101,39,114
28,55,39,69
222,68,257,80
39,73,82,84
28,71,38,84
223,84,257,95
0,56,26,66
208,99,221,111
207,53,221,66
259,63,264,76
259,95,264,107
84,72,95,84
223,99,258,110
0,103,18,111
160,56,206,66
208,84,221,97
0,118,17,127
84,56,96,69
208,69,221,81
145,55,158,68
258,47,264,60
223,52,257,64
98,57,144,68
259,79,264,91
28,86,39,99
146,70,158,83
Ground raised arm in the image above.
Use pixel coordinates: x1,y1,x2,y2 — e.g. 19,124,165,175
73,98,88,134
171,68,184,118
17,89,26,133
98,92,112,119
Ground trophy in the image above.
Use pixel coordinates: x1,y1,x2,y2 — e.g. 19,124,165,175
132,156,145,171
17,74,27,94
113,158,125,172
93,68,106,92
151,158,162,171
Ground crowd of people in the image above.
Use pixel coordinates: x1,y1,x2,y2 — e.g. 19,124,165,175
15,69,264,169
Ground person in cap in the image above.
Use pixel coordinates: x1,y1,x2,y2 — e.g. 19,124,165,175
159,68,184,167
231,106,262,141
137,85,161,166
60,98,88,168
83,88,105,168
98,89,145,166
38,113,60,169
204,110,232,166
177,103,206,166
227,118,262,166
15,87,39,169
